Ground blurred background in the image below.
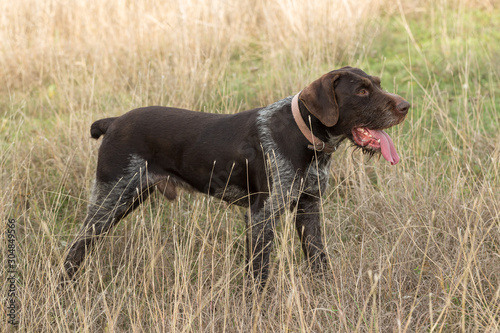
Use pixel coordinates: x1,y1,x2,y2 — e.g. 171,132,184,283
1,0,499,331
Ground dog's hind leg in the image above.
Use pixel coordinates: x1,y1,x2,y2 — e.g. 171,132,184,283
63,155,153,280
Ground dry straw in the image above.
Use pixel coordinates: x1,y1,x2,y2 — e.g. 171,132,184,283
1,0,499,331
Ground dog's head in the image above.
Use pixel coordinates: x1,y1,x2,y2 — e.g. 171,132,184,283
299,66,410,165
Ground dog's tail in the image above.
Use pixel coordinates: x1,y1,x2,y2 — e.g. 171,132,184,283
90,117,117,139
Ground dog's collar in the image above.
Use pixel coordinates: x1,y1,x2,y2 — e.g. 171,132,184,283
291,92,338,154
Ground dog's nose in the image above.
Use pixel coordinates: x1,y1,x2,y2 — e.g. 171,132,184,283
397,101,410,115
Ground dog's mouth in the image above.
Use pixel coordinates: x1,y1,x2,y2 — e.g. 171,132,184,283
351,127,400,165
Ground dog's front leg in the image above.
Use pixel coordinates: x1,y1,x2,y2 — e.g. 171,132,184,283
295,194,328,272
245,197,281,287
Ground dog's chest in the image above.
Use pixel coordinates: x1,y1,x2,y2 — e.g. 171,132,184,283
302,155,332,196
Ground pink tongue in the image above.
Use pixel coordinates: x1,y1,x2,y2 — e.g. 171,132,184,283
367,129,400,165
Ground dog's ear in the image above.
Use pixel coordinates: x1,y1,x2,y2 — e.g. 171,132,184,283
299,71,344,127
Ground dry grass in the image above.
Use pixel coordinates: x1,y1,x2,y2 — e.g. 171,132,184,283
1,0,499,331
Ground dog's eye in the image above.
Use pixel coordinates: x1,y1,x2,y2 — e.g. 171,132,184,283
357,89,369,96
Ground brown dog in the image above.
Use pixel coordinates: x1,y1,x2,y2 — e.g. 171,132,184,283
63,66,409,285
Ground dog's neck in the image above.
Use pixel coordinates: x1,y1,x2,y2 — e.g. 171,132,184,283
292,92,340,154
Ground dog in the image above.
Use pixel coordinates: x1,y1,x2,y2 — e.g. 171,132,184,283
63,66,409,285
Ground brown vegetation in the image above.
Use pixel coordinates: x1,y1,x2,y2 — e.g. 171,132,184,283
1,0,499,331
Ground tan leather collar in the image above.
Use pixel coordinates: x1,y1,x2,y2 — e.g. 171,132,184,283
291,92,338,153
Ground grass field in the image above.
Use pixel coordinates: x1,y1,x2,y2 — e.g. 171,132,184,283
1,0,499,331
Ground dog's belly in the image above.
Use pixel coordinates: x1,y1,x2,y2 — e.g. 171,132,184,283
211,185,250,206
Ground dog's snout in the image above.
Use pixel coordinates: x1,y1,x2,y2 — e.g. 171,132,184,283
387,93,410,115
397,100,410,115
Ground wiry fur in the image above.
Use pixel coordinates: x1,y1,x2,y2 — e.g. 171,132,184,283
64,155,152,277
63,67,409,286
